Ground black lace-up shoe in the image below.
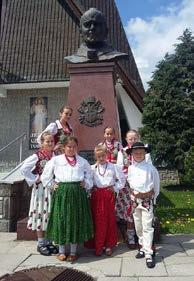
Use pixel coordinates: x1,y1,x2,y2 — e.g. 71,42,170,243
47,244,59,255
146,257,155,268
135,250,145,259
37,245,51,256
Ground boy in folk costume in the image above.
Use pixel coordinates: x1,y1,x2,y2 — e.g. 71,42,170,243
127,142,160,268
86,145,126,256
20,132,58,256
116,130,152,248
99,126,123,163
41,136,93,262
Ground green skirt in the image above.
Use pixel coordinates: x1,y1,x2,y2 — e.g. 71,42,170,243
46,182,93,244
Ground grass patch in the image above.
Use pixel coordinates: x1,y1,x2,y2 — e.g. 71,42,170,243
155,184,194,234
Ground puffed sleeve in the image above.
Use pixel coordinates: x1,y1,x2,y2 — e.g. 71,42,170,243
152,166,160,204
116,150,124,167
41,158,55,187
20,154,39,186
37,122,58,145
113,164,126,193
83,160,93,191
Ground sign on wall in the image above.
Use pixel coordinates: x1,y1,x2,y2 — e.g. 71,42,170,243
29,97,48,150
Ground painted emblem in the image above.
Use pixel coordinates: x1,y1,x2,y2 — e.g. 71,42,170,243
77,96,105,127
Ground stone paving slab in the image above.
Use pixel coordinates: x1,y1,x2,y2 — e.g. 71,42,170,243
98,277,138,281
0,253,30,277
181,242,194,256
160,234,194,244
164,256,194,276
156,243,186,257
17,254,122,277
164,256,194,265
121,256,167,277
139,277,194,281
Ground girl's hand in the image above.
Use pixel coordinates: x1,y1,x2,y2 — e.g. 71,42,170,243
92,186,98,192
108,186,114,193
80,180,85,188
53,183,59,190
36,176,41,185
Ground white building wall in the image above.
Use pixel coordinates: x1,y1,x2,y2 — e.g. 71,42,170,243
116,83,142,130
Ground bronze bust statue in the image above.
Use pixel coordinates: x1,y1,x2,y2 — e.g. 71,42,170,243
64,8,128,63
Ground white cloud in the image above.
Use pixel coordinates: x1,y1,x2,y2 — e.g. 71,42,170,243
125,0,194,90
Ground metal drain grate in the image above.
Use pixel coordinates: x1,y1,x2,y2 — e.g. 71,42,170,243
0,266,94,281
52,268,94,281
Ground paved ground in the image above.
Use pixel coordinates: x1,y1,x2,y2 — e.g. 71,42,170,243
0,233,194,280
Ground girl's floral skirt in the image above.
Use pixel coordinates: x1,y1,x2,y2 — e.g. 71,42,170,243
46,182,93,245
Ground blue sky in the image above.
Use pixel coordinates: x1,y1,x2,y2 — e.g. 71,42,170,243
115,0,194,89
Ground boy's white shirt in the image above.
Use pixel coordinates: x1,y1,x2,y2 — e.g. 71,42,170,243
117,147,152,167
127,160,160,204
41,154,93,190
91,162,126,193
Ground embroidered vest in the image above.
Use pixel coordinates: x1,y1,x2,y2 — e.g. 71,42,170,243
32,150,52,175
54,122,73,144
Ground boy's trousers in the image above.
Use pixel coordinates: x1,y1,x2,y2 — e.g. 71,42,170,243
133,199,154,257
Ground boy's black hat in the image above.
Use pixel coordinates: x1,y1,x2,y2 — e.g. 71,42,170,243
126,142,151,155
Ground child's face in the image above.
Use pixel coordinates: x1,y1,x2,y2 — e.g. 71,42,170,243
41,135,55,151
95,151,107,164
60,108,72,123
132,148,146,163
126,132,139,147
104,128,115,142
64,140,78,157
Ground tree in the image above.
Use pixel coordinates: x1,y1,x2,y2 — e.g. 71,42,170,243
140,29,194,174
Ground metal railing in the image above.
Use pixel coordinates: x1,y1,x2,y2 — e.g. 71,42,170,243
0,133,27,163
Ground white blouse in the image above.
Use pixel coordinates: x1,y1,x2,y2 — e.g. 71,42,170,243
41,154,93,190
127,160,160,204
20,152,55,186
91,162,126,193
37,120,73,145
20,154,39,186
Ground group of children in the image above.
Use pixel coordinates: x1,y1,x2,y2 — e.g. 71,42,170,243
21,105,160,269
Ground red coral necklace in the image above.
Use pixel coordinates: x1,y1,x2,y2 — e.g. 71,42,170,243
65,155,76,166
97,162,108,176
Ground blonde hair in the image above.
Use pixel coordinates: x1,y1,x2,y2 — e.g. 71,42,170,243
94,145,107,159
125,129,140,138
40,131,53,144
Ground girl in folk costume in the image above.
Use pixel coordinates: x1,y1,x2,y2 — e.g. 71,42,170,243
20,132,58,256
41,136,93,262
99,126,123,163
37,105,73,154
116,130,140,248
87,145,126,256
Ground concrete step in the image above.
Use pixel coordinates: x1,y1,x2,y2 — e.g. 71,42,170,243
0,163,24,183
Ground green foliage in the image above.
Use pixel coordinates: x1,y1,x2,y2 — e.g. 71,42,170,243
183,146,194,185
140,29,194,173
156,185,194,234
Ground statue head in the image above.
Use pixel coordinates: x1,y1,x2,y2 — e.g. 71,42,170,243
80,8,108,47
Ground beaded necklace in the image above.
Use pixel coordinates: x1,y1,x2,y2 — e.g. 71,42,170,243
65,154,76,166
97,162,108,176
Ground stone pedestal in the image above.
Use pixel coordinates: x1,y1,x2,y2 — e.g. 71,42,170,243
17,217,36,240
0,182,24,232
67,62,121,159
